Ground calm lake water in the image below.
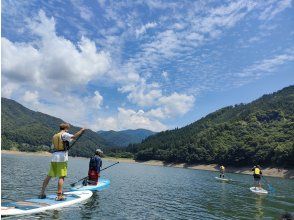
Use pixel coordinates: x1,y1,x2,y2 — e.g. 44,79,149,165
1,153,294,219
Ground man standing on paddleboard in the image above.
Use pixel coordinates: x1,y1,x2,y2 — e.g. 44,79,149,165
39,123,85,201
219,165,225,178
252,165,262,189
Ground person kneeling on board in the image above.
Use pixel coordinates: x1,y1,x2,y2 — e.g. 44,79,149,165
252,165,262,189
219,165,225,178
83,149,103,186
39,123,85,201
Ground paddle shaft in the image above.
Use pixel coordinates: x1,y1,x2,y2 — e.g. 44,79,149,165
70,162,119,186
262,175,275,192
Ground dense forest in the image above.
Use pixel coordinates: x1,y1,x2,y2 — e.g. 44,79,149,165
97,129,155,147
1,98,109,157
127,86,294,167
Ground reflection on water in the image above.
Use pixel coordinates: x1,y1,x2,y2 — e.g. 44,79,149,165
254,194,265,219
1,153,294,219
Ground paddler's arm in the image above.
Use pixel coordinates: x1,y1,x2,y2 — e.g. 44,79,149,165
71,128,86,140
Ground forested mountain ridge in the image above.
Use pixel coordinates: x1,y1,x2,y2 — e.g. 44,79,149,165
1,97,108,157
127,86,294,167
97,129,156,147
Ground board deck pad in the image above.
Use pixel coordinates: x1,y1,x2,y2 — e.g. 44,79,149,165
250,187,268,195
1,190,92,216
215,177,231,182
70,178,110,191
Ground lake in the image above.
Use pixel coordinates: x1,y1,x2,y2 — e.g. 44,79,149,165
1,153,294,219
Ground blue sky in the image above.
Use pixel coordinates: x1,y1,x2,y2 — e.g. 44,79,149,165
2,0,294,131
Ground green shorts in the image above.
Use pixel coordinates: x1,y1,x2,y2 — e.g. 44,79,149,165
48,162,68,177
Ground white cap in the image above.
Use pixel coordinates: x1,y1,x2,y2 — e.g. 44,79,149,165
96,149,103,154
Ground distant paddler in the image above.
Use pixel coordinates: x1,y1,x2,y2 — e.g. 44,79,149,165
219,165,225,178
252,165,263,189
39,123,85,201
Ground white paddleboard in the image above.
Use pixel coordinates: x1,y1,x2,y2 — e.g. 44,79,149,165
215,177,230,182
250,187,268,195
1,190,93,216
70,178,110,191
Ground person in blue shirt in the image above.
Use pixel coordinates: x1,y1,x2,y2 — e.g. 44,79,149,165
85,149,103,185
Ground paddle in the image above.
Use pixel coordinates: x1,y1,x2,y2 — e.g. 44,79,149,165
262,175,275,193
70,162,119,187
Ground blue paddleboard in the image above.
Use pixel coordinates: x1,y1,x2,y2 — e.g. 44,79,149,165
70,178,110,191
1,190,92,216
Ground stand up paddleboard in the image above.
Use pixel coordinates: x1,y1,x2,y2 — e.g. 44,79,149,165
215,177,231,182
1,190,92,216
70,178,110,191
250,187,268,195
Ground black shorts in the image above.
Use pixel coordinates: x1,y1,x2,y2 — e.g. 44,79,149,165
253,174,261,180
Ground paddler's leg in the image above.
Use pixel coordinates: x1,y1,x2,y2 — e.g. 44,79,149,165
39,175,51,198
57,177,65,194
258,178,261,189
56,162,67,200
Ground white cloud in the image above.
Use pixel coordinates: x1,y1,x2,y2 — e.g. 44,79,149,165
135,22,157,37
22,91,39,104
71,0,94,21
158,92,195,116
93,116,118,131
119,79,162,107
92,107,167,132
238,53,294,78
162,71,168,79
90,91,103,109
147,92,195,119
2,10,112,92
259,0,292,20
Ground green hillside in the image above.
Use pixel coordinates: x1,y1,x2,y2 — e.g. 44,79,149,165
97,129,156,147
127,86,294,167
1,98,108,158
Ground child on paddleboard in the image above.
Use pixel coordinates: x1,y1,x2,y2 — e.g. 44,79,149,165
83,149,103,185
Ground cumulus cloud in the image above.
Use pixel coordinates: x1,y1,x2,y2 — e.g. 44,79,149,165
2,10,112,92
119,79,162,107
22,91,40,106
92,107,167,132
147,92,195,119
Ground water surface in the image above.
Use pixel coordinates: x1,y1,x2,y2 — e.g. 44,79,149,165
1,153,294,219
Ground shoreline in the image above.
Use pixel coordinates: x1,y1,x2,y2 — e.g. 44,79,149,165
105,157,294,179
2,150,293,179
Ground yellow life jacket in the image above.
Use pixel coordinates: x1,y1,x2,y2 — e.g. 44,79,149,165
220,166,225,170
254,168,261,175
52,131,65,151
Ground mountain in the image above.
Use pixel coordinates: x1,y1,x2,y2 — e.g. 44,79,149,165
97,129,156,147
1,97,108,157
127,86,294,167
